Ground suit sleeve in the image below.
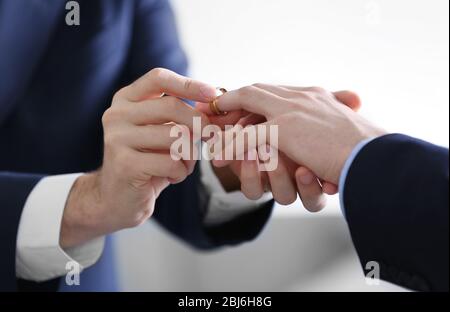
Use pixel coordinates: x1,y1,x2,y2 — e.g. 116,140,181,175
126,0,273,250
0,172,43,291
343,134,449,291
124,0,188,80
154,163,273,250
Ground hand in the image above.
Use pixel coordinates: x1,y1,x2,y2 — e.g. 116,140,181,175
212,84,386,185
60,68,215,248
197,89,362,211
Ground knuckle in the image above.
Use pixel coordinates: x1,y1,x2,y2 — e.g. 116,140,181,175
251,83,266,89
148,67,166,80
101,108,117,126
102,106,128,126
183,78,193,91
238,85,258,97
297,91,315,102
112,87,127,102
129,208,155,227
308,86,326,94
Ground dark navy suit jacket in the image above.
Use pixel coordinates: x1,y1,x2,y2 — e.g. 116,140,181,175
0,0,271,292
344,134,449,291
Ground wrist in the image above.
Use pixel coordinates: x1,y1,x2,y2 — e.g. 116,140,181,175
60,172,104,249
335,126,388,183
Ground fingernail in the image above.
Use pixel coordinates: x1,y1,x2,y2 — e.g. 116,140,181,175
199,85,217,101
299,172,314,185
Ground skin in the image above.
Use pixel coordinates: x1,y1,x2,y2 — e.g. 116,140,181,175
211,84,387,187
197,89,362,211
59,68,345,248
60,68,217,248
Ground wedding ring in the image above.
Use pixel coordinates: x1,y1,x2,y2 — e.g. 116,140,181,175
209,87,228,116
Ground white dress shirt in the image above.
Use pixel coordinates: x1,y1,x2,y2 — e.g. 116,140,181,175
15,159,270,282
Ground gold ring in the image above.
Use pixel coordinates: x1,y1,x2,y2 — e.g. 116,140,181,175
209,87,228,116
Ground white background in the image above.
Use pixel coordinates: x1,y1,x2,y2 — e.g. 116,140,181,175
116,0,449,291
172,0,449,147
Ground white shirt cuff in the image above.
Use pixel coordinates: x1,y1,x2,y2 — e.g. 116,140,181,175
16,174,105,282
200,146,272,226
338,138,377,218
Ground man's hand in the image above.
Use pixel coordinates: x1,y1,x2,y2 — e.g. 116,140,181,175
60,68,216,248
196,88,363,212
212,85,386,185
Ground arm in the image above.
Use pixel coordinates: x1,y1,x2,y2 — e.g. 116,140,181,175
213,84,448,291
16,174,104,283
0,171,106,292
342,134,449,291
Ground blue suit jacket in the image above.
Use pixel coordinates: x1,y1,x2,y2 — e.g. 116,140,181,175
0,0,272,292
344,134,449,291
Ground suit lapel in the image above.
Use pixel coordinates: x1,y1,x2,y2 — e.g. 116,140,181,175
0,0,65,124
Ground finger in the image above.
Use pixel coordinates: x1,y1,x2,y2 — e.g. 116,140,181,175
122,124,199,165
195,101,245,118
277,86,361,111
121,124,184,150
130,150,189,183
208,112,244,130
216,86,283,118
261,171,271,192
240,149,264,200
118,68,217,102
127,96,210,131
195,101,213,115
237,113,266,127
322,181,338,195
332,90,362,112
251,84,300,98
197,101,245,130
266,150,297,205
210,120,273,168
295,166,327,212
151,177,171,197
